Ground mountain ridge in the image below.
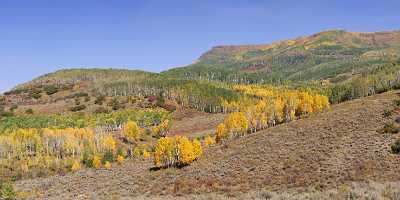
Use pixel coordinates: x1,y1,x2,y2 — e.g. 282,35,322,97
8,29,400,91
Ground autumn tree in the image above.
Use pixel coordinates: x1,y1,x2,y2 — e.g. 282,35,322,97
215,123,227,143
123,120,140,142
153,136,202,168
204,135,215,147
224,112,248,137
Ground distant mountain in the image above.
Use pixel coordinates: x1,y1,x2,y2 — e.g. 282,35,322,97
163,30,400,83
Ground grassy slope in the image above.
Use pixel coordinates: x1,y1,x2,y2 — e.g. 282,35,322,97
163,30,400,82
14,91,400,199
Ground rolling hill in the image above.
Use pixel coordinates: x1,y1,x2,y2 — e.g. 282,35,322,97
2,30,400,116
14,90,400,199
2,29,400,200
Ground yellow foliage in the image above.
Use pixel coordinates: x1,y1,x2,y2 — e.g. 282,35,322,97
123,120,140,142
102,135,116,152
143,150,151,159
204,135,214,147
116,155,125,165
215,123,227,143
216,85,330,142
71,160,81,172
177,136,196,164
153,136,202,168
152,119,170,137
154,137,174,167
224,112,248,137
92,155,102,169
104,161,112,170
133,147,141,157
192,139,203,158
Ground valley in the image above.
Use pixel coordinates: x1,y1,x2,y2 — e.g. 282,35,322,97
0,29,400,200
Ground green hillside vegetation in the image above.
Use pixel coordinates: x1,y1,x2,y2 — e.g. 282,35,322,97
164,30,400,83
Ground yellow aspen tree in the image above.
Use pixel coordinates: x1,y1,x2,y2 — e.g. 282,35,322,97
192,139,203,159
320,95,330,110
153,136,202,168
123,121,140,142
204,135,214,147
154,137,174,167
297,92,314,115
71,160,81,172
274,98,285,123
102,135,116,152
177,136,195,165
143,149,151,159
92,155,102,169
215,123,227,143
225,112,248,137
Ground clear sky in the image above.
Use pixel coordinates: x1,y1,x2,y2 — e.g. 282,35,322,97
1,0,399,92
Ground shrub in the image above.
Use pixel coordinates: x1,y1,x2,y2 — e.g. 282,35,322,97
104,161,112,170
43,85,58,95
94,96,105,105
0,181,16,200
25,108,34,115
391,139,400,154
94,107,109,114
82,151,93,168
69,105,86,112
383,109,392,118
108,98,124,111
0,111,14,118
29,89,42,99
116,155,125,165
73,92,88,98
393,99,400,107
382,122,399,134
9,105,18,112
102,150,114,164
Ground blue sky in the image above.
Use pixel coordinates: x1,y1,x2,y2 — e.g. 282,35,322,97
0,0,399,92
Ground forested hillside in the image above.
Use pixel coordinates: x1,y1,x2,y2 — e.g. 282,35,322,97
0,30,399,126
165,30,400,84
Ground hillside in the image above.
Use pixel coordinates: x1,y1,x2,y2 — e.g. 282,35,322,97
2,30,400,114
1,29,400,200
164,30,400,83
14,91,400,199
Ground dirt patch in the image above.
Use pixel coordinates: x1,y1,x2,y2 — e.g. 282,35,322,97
169,109,226,138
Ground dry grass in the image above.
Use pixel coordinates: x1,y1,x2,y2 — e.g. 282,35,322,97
14,91,400,199
169,108,225,138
